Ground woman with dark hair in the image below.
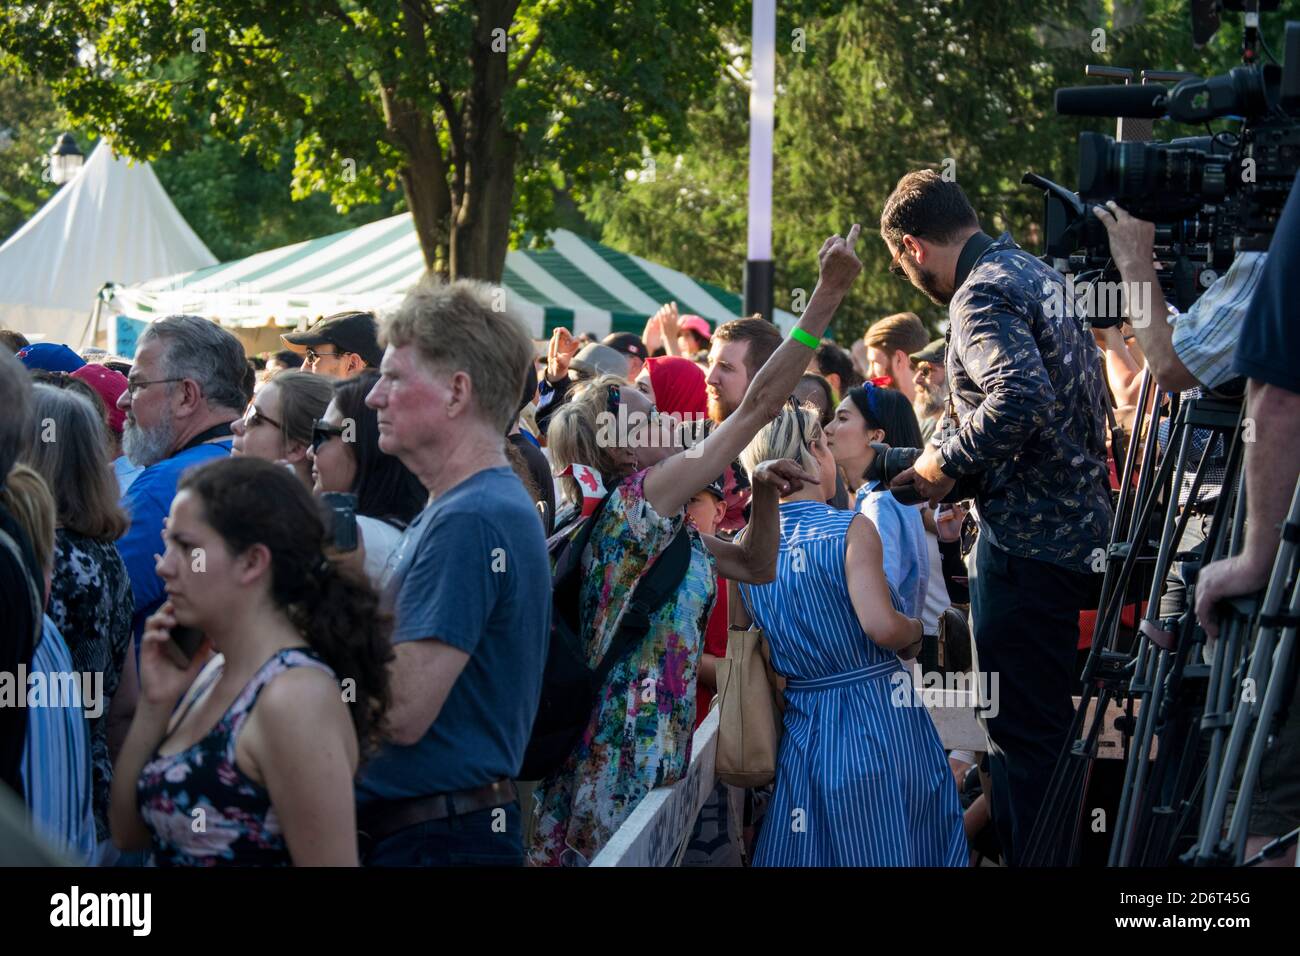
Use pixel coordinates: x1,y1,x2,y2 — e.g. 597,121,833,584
307,369,426,584
109,457,392,866
22,384,132,856
231,370,333,490
825,382,930,616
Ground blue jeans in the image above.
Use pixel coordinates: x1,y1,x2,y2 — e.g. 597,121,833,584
362,801,523,867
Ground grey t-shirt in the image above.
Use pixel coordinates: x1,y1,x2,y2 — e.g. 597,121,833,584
355,466,550,804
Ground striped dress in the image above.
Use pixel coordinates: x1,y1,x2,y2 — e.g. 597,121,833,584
738,500,967,867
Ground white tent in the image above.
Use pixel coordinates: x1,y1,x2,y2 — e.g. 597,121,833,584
0,141,217,345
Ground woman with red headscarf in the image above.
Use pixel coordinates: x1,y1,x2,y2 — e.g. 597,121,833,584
633,355,708,423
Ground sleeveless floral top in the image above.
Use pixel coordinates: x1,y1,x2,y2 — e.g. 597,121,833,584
137,647,336,867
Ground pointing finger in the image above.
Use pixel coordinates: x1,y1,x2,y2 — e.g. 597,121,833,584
845,223,862,248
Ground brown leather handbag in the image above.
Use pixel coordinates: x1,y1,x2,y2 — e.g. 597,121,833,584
714,579,786,788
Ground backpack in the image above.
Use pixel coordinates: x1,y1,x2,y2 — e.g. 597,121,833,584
520,490,692,781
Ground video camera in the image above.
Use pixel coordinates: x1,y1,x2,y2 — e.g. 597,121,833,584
1024,4,1300,321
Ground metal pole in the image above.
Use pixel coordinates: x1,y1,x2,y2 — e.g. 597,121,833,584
744,0,776,322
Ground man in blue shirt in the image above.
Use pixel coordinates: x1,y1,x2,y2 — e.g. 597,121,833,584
114,315,247,646
357,279,549,866
882,169,1113,866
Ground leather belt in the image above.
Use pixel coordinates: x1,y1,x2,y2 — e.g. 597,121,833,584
357,779,518,847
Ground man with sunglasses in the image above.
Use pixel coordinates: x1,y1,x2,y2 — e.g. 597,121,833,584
880,169,1113,867
281,311,383,380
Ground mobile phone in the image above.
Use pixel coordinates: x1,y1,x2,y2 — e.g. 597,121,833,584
163,623,206,668
320,491,359,552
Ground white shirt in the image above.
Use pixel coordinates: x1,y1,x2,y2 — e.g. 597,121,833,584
356,515,405,588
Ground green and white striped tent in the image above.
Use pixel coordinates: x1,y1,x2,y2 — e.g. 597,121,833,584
106,212,795,353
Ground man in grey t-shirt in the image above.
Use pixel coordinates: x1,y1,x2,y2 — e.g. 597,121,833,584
357,279,549,866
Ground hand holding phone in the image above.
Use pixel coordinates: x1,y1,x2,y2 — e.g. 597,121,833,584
139,601,211,708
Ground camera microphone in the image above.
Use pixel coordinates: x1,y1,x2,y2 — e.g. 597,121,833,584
1055,84,1169,118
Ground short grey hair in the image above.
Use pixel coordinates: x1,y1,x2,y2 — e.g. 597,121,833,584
0,348,33,479
139,315,249,412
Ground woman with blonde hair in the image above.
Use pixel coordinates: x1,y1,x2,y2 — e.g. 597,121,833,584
734,403,966,866
528,227,865,866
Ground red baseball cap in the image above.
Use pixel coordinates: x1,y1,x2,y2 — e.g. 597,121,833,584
71,364,129,435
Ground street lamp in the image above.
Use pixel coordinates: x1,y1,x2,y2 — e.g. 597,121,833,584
48,133,85,185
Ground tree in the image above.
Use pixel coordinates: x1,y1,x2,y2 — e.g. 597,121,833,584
0,0,744,280
583,0,1298,342
0,74,97,242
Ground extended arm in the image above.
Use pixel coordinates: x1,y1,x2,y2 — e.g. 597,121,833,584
644,228,863,516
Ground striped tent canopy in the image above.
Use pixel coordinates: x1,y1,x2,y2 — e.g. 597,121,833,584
106,212,796,343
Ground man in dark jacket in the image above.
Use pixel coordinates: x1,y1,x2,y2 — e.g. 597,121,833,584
882,169,1113,865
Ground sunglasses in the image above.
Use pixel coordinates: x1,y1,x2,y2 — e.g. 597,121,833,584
888,245,909,279
243,403,282,431
311,419,346,453
788,395,810,453
305,347,346,365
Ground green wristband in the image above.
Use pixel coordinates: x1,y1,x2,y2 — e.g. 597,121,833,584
790,327,819,349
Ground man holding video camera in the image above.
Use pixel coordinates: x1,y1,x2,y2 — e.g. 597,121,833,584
1094,202,1268,629
881,169,1113,866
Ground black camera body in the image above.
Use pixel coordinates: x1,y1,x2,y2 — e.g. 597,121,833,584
863,442,983,507
1024,16,1300,321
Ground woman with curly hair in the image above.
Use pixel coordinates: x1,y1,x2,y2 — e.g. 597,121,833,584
109,457,391,866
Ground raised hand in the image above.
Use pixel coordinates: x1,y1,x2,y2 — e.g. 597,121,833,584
546,326,581,383
817,223,864,294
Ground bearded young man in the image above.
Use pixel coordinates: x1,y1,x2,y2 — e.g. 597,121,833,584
882,169,1112,866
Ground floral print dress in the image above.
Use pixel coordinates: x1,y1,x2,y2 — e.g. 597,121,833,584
529,470,717,866
136,647,336,866
47,529,133,843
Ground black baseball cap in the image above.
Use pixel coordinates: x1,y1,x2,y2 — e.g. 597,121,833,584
281,311,383,367
602,332,648,362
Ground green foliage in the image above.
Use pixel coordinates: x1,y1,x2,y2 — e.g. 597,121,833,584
584,0,1300,342
0,74,98,242
0,0,747,278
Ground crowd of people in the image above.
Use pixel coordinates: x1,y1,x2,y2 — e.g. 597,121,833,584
1,168,1297,868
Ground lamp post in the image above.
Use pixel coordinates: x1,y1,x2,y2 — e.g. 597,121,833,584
744,0,775,322
48,133,84,185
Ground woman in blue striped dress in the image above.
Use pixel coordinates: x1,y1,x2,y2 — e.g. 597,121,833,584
736,403,967,866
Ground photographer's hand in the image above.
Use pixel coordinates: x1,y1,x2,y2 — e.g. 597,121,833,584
1092,201,1154,272
1092,202,1196,391
892,446,955,508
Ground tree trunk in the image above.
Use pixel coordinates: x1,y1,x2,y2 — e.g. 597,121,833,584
379,81,452,276
449,0,519,281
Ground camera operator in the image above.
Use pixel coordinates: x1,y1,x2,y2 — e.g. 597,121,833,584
1195,177,1300,867
880,169,1113,866
1094,202,1268,631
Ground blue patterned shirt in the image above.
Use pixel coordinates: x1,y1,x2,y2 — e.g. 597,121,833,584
939,232,1113,572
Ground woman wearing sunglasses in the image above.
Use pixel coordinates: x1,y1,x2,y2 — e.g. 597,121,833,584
307,369,426,586
735,403,965,866
824,382,931,618
529,226,866,866
230,371,333,491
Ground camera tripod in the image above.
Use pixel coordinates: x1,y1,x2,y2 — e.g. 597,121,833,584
1021,372,1248,866
1185,477,1300,866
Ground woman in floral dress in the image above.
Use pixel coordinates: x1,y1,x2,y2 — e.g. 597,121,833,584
528,225,867,865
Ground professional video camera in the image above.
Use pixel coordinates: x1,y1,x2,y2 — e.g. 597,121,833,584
1024,4,1300,321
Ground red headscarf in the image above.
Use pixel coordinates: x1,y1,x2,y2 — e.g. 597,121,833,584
645,355,708,418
